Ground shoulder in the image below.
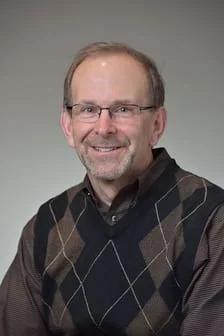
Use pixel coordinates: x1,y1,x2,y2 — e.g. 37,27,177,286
173,164,224,202
20,183,86,275
165,163,224,239
22,183,85,243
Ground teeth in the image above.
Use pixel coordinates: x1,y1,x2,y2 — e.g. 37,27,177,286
94,147,118,152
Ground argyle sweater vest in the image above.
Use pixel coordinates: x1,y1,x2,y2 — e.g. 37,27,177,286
33,160,224,335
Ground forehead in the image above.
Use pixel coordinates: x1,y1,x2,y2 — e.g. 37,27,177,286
71,53,150,103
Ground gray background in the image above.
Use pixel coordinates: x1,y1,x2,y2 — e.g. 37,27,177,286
0,0,224,282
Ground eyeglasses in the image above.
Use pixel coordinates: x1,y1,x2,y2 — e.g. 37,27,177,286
66,103,156,123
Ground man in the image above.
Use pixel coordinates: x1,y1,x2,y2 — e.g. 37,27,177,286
1,42,224,336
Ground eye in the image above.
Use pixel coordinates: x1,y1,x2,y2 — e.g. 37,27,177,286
116,105,135,113
119,106,128,112
81,105,94,113
113,105,130,113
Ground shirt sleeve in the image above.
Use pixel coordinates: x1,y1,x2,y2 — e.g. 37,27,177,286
0,217,51,336
181,204,224,336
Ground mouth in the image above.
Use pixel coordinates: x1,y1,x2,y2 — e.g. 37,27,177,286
92,146,122,152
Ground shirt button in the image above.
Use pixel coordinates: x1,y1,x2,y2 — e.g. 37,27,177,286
111,215,117,222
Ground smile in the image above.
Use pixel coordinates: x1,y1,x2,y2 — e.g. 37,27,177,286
92,146,121,152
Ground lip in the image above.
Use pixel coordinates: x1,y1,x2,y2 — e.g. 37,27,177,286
90,146,123,155
93,146,121,151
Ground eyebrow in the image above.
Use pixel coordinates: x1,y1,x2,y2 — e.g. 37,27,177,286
77,99,137,106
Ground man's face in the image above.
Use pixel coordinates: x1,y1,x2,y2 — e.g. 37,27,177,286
61,53,166,183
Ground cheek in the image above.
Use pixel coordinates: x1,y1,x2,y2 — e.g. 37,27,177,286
72,124,92,146
132,123,152,147
141,117,156,145
118,122,150,145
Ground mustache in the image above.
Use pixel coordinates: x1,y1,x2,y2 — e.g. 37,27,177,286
85,137,129,147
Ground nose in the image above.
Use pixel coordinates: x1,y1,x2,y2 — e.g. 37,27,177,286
94,109,117,136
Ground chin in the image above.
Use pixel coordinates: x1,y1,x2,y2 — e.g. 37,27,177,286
82,154,134,181
88,165,129,181
89,171,124,181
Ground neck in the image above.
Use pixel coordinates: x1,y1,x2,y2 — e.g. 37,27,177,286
88,161,153,206
88,175,137,206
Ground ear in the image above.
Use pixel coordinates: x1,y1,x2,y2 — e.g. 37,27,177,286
60,108,75,148
149,107,167,147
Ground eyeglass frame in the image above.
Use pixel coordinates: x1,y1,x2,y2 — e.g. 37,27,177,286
65,103,157,122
